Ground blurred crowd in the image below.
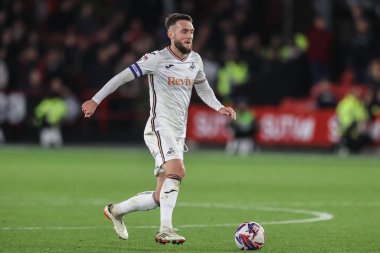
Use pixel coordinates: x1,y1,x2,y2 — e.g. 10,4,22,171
0,0,380,148
0,0,379,98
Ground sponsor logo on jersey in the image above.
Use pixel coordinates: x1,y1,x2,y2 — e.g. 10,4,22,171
167,76,194,86
165,64,174,69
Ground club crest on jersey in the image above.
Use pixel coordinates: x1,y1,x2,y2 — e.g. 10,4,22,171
167,76,193,86
137,55,149,63
189,62,196,71
166,147,175,156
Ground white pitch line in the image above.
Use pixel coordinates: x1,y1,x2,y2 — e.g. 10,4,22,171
0,202,333,231
177,202,333,225
1,226,99,230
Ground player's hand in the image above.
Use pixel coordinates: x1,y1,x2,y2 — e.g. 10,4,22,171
81,99,98,118
218,107,236,120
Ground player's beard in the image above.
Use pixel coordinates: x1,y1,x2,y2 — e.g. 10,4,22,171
174,39,192,54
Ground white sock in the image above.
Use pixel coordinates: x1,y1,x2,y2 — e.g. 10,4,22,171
160,176,181,231
112,191,159,216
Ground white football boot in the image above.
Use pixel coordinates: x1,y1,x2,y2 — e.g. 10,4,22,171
103,204,128,240
155,227,185,244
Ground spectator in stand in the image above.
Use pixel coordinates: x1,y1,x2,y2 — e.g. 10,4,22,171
0,48,7,141
367,59,380,93
202,50,220,89
86,44,119,88
43,48,66,84
77,2,98,35
260,34,288,77
0,33,8,143
27,68,45,95
366,58,380,119
226,98,258,156
241,33,262,80
363,89,380,122
217,49,249,103
47,1,77,33
33,79,68,148
122,18,147,50
50,77,80,124
347,18,376,83
217,33,249,103
335,86,371,155
0,48,9,89
0,9,7,32
306,16,333,85
311,79,338,108
13,46,39,90
62,30,83,92
261,34,282,65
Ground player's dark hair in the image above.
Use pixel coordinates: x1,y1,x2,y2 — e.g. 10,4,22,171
165,13,193,30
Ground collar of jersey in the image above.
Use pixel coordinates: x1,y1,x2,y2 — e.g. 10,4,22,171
166,46,190,62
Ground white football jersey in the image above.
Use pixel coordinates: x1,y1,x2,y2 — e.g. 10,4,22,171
93,46,223,138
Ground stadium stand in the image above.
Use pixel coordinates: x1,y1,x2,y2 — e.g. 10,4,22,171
0,0,379,148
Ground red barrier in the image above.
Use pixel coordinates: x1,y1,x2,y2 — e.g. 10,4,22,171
255,107,338,147
187,105,380,147
187,105,230,144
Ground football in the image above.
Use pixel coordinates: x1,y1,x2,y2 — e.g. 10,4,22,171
234,221,266,250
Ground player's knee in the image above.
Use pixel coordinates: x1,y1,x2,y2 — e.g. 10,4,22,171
167,165,186,180
163,160,186,179
175,168,186,179
175,163,186,179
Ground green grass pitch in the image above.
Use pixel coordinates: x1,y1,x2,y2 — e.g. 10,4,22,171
0,146,379,252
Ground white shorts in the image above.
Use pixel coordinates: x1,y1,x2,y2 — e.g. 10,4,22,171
144,128,185,176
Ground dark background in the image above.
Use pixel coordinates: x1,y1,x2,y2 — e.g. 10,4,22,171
1,0,379,143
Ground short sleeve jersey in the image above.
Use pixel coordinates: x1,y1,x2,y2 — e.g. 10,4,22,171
132,46,207,137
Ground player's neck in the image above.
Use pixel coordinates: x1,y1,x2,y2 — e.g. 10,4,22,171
170,45,188,59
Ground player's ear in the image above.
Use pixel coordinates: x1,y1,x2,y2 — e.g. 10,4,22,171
167,30,174,40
